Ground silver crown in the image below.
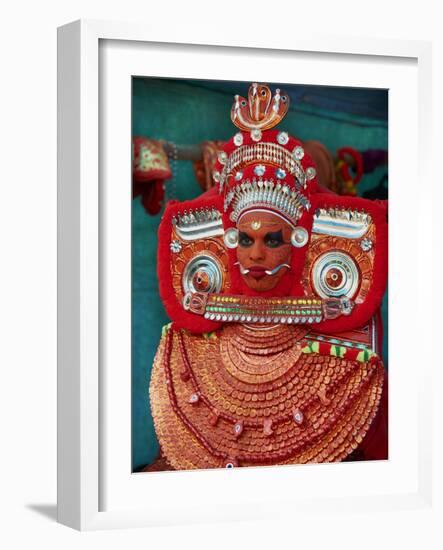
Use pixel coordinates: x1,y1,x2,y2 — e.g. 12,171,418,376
227,178,310,224
218,143,307,193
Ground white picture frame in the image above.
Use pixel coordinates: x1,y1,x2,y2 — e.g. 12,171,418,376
57,19,434,531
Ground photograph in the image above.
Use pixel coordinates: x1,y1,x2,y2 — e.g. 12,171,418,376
131,78,389,472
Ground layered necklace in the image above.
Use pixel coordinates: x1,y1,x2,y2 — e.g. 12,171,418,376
162,324,377,467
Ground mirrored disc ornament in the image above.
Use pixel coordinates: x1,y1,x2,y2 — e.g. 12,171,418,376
291,226,309,247
311,251,360,299
360,237,373,252
293,146,305,160
223,227,239,249
275,168,286,179
293,408,304,425
277,131,289,145
254,164,266,177
251,129,262,142
306,166,316,180
234,132,244,146
170,240,182,254
182,255,223,294
217,151,228,165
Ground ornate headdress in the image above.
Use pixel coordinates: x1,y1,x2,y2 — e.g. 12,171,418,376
211,83,317,231
157,83,388,336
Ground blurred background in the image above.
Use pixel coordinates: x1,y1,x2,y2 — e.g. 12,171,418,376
131,77,388,471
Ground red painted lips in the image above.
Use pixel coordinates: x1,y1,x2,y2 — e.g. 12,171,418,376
247,266,268,280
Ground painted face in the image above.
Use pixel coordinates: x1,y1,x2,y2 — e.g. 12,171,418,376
236,210,293,292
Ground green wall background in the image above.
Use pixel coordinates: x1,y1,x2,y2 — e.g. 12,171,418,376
132,78,388,471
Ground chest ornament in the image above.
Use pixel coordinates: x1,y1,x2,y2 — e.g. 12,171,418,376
153,324,384,469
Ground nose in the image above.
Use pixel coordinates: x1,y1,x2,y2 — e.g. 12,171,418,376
249,239,265,261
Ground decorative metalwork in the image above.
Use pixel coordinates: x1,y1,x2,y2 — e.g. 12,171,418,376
182,255,224,295
253,164,266,176
290,226,309,247
231,83,289,131
360,237,373,252
250,129,262,141
277,131,289,145
312,207,372,239
223,228,239,249
302,230,375,307
170,240,182,253
236,262,291,276
233,132,243,146
306,166,316,180
170,234,231,307
217,151,228,165
173,208,223,240
226,178,310,224
293,146,305,160
218,142,309,192
311,251,360,299
184,291,353,324
202,295,323,324
292,408,304,425
182,291,208,314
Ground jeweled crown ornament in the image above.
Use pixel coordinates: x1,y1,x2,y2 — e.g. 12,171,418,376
231,83,290,132
212,83,318,228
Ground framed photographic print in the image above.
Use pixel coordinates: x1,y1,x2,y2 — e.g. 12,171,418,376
132,76,389,474
57,19,433,530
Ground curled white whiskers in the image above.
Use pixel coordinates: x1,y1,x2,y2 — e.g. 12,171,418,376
264,263,290,275
234,262,290,276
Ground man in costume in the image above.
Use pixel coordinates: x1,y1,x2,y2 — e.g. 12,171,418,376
148,83,388,471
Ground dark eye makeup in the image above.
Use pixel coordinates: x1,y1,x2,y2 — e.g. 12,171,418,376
238,230,286,248
264,230,285,248
239,231,254,247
